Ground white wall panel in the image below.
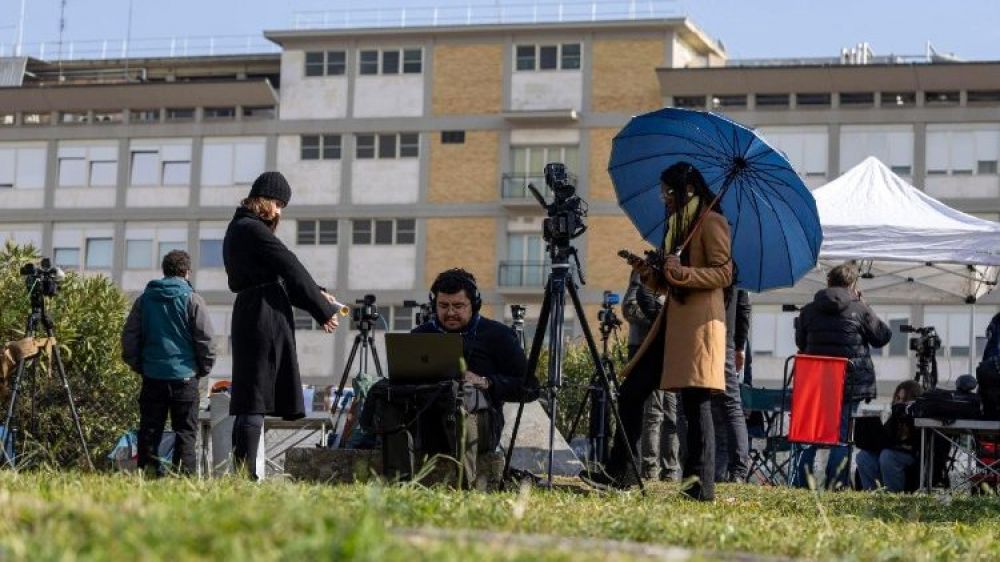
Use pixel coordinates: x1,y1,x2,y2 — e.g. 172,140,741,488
510,72,583,111
347,246,417,290
353,75,424,117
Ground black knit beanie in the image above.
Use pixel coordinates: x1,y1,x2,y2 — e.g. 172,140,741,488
248,171,291,206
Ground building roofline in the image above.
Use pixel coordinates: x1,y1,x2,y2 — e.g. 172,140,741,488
655,60,1000,95
0,78,278,113
265,17,725,56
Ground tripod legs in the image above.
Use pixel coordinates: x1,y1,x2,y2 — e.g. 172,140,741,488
565,281,643,491
1,353,30,467
330,331,384,448
1,333,93,470
502,270,643,491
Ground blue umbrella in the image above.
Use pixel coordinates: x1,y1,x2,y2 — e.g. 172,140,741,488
608,107,822,292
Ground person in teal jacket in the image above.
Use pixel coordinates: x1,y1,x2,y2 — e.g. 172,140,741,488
122,250,215,476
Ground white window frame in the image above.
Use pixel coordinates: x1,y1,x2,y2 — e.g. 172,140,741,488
357,47,423,75
201,139,266,187
57,143,119,188
926,125,1000,177
355,133,419,160
351,218,416,246
0,144,47,190
128,141,193,187
514,43,583,72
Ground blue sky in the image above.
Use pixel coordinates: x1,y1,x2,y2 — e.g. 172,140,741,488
2,0,997,61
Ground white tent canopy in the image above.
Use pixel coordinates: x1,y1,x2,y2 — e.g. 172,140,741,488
780,157,1000,304
815,156,1000,268
773,157,1000,376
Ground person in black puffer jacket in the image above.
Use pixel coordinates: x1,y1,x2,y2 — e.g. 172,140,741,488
792,263,892,489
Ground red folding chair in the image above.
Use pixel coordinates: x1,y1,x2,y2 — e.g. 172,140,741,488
780,354,850,486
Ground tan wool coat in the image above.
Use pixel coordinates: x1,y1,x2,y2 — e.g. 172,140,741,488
622,210,733,391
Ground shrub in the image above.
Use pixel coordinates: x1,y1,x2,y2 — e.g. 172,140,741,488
0,242,137,468
532,335,630,438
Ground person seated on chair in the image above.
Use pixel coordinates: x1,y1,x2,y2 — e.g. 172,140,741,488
792,263,892,489
856,380,924,492
410,268,532,484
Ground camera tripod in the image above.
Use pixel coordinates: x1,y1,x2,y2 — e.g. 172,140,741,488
565,306,622,466
502,172,642,490
914,347,939,391
2,291,93,469
329,310,383,447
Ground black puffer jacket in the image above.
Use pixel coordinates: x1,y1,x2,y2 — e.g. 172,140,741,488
795,287,892,402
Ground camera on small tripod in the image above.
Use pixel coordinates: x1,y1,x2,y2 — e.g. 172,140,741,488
597,291,622,334
404,299,434,327
352,294,380,328
900,324,941,389
20,258,64,300
510,304,526,323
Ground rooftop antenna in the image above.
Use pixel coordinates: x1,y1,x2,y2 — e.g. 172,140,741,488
15,0,26,56
57,0,67,80
124,0,134,81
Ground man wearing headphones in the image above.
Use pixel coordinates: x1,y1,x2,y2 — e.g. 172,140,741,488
412,268,532,484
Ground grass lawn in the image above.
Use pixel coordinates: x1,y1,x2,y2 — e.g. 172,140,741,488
0,472,998,561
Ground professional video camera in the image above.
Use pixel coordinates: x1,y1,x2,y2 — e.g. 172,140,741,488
902,324,942,355
20,258,65,299
352,294,380,330
510,304,526,324
528,162,588,251
901,324,941,390
597,291,622,333
403,299,434,327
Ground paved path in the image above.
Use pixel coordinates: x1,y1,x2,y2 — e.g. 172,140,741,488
395,527,807,562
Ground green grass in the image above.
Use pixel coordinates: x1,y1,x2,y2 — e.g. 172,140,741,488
1,472,998,561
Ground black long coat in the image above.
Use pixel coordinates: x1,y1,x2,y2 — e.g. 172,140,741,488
223,208,336,419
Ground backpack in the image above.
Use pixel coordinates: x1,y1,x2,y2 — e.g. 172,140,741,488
977,356,1000,420
909,389,982,420
363,379,464,481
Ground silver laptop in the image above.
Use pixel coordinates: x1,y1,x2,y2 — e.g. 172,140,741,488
385,333,464,383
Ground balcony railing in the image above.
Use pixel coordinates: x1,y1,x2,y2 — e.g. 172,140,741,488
501,174,552,200
499,260,549,287
293,0,680,30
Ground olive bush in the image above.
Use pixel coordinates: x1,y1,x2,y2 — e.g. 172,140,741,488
0,242,138,468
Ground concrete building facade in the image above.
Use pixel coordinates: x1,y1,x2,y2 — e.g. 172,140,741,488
1,17,998,398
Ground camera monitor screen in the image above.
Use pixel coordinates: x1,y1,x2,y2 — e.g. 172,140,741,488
385,333,464,383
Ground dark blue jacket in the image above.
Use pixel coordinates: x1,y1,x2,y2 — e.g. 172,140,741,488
412,314,532,448
122,277,216,380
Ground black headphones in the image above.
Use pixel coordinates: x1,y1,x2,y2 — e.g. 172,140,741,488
429,268,482,314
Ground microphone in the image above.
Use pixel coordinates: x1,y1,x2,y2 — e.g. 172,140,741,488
331,300,351,317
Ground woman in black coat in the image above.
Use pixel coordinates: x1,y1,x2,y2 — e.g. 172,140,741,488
223,171,339,477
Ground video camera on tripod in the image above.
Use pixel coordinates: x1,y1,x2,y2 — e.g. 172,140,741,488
351,294,380,329
19,258,65,299
597,291,622,333
404,299,434,327
528,163,588,250
3,257,92,469
900,324,941,390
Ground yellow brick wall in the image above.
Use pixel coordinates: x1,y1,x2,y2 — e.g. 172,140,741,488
428,131,498,203
424,218,497,290
588,128,618,203
592,39,664,113
432,43,503,115
585,215,648,294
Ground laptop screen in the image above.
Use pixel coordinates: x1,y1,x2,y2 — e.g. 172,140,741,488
385,333,464,382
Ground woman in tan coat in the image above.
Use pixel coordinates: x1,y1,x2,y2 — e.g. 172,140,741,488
583,162,732,500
